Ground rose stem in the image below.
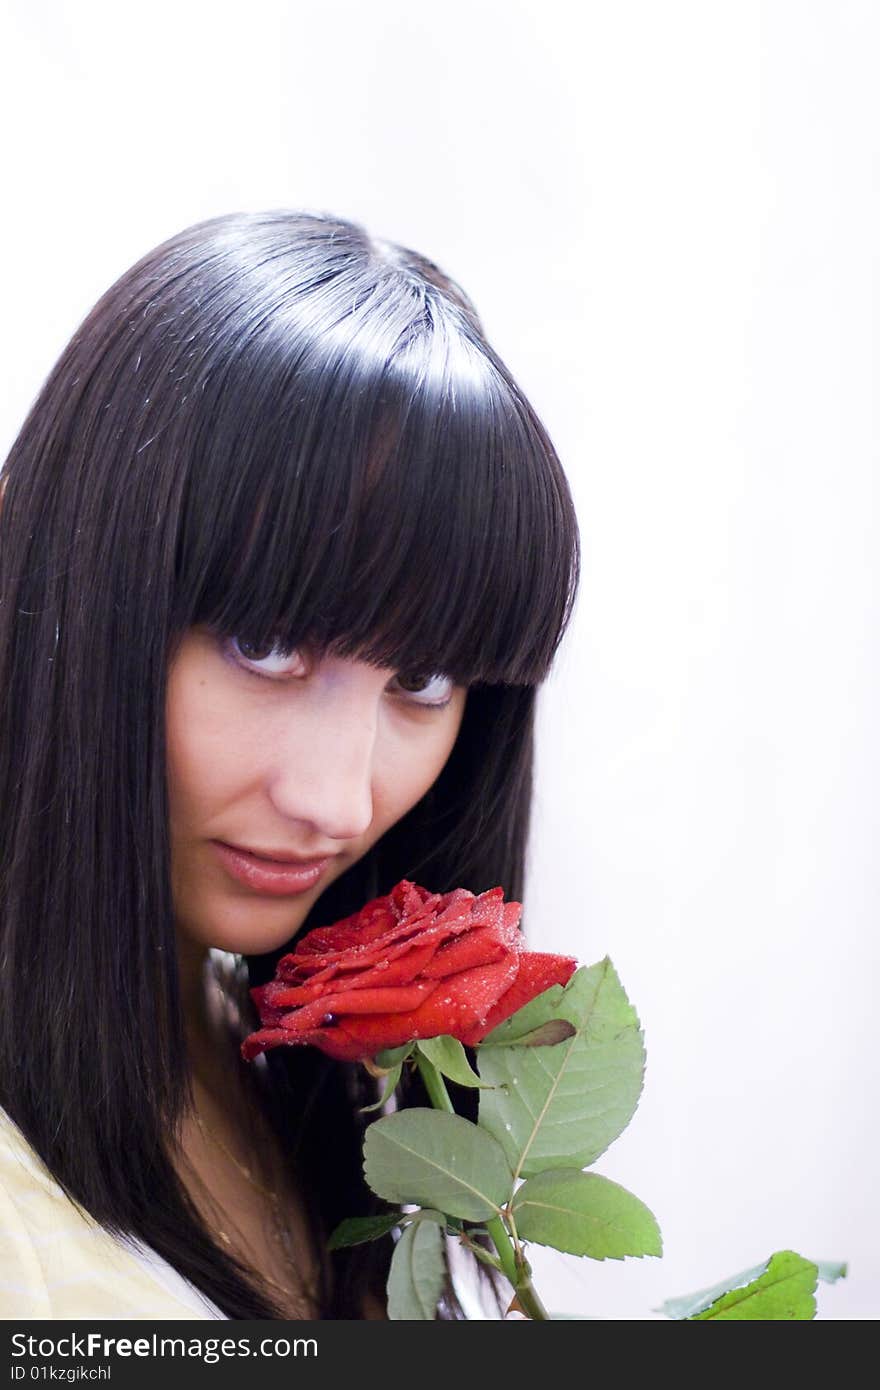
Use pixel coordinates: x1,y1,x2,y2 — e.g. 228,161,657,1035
414,1052,550,1321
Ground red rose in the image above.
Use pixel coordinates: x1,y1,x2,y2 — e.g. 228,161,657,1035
240,878,577,1064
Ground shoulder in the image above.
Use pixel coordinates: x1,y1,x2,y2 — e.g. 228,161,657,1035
0,1110,53,1316
0,1106,226,1321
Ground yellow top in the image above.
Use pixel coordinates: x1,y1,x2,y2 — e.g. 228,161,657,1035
0,1105,226,1320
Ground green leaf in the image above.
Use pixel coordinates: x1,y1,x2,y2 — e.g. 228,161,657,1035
462,1239,504,1274
387,1214,446,1319
327,1211,406,1250
660,1250,820,1320
504,1019,578,1047
409,1208,448,1226
477,960,645,1177
511,1169,662,1260
374,1042,414,1069
363,1108,513,1220
416,1035,494,1088
359,1061,403,1113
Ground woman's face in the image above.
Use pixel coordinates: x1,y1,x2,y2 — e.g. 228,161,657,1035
165,626,468,959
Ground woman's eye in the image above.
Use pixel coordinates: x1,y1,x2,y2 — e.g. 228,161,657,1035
226,636,306,679
225,636,455,707
391,670,456,708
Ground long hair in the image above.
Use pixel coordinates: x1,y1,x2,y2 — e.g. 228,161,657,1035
0,209,581,1319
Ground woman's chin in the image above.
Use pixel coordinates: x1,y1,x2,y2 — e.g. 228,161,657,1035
179,899,315,960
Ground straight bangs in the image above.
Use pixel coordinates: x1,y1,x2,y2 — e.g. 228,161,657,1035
169,264,579,689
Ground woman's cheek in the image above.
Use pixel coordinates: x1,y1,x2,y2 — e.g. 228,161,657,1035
385,698,466,805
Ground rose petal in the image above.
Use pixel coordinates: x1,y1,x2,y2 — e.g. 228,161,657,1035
457,951,579,1045
395,954,521,1039
277,908,459,975
419,923,516,978
263,940,443,1007
273,915,479,990
274,892,499,981
269,981,439,1036
240,1027,289,1061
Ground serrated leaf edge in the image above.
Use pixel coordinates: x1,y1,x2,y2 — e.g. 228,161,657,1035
365,1112,508,1216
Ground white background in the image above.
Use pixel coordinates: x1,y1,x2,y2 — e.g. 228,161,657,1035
1,0,876,1320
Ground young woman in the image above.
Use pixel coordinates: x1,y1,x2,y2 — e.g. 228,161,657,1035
0,210,581,1320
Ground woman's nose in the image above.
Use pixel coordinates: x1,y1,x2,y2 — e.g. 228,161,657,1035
265,696,378,844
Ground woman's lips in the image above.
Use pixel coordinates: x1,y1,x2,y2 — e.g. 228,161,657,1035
212,841,333,896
